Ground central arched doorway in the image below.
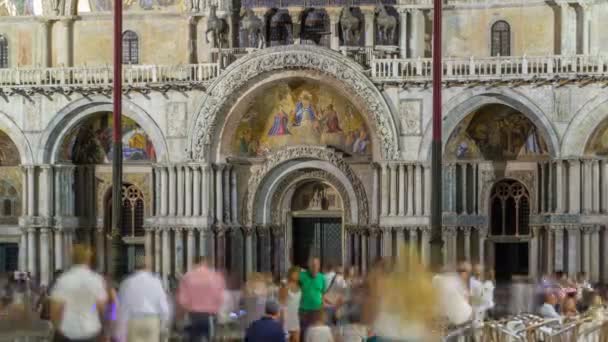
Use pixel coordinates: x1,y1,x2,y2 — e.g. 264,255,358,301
489,179,531,283
287,180,344,270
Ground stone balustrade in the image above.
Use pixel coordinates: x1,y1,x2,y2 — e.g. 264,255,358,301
0,63,220,88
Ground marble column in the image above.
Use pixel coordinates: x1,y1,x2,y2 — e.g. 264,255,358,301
361,6,375,47
63,230,73,269
398,164,406,216
185,166,193,217
258,226,271,272
554,226,564,271
154,229,161,273
530,226,540,280
40,165,54,218
327,8,341,50
380,163,389,217
560,3,574,55
420,227,430,266
398,8,408,58
582,160,592,214
414,165,423,216
187,16,199,63
389,164,397,216
162,229,170,283
193,166,201,216
462,227,471,262
539,162,546,213
568,160,581,214
174,228,184,276
95,228,104,272
581,4,590,55
546,226,553,275
223,165,231,223
592,160,600,213
395,227,405,256
604,226,608,284
215,164,225,224
361,230,368,273
27,165,35,217
409,227,418,263
582,226,591,276
177,166,185,216
40,228,50,285
58,19,74,67
202,165,210,217
22,167,28,217
27,228,36,275
478,227,488,266
160,167,169,216
186,228,195,271
169,166,177,216
603,161,608,213
19,229,27,271
461,164,468,214
145,228,153,263
382,227,392,257
243,227,254,276
567,227,580,277
54,228,63,271
230,167,238,223
37,19,51,67
288,8,303,45
590,225,600,283
424,165,431,216
368,228,379,263
372,164,379,222
407,164,414,216
555,160,565,213
199,227,214,262
410,9,425,58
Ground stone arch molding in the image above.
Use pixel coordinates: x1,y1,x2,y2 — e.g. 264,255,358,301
245,145,369,226
561,92,608,157
270,170,352,225
189,45,400,161
0,111,34,164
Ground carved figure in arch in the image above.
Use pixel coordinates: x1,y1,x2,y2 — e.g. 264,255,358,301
241,8,266,48
339,6,360,46
375,5,396,46
206,5,227,49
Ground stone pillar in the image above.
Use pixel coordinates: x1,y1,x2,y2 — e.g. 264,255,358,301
604,226,608,284
230,167,238,223
38,19,51,67
39,228,50,285
27,166,35,217
380,163,389,217
199,227,213,260
478,227,488,266
560,3,574,55
581,4,590,55
55,229,64,271
174,228,184,276
424,165,431,216
567,227,579,277
530,226,540,280
202,165,210,217
546,226,553,275
63,229,73,269
272,225,285,276
288,8,303,45
186,228,195,271
410,9,425,58
169,166,177,216
420,227,430,266
568,160,581,214
154,229,161,273
398,164,406,216
187,16,199,63
21,168,28,216
368,228,379,263
145,228,153,263
398,8,408,58
40,166,54,218
58,18,74,67
27,228,36,275
555,160,565,213
215,164,225,224
185,166,193,217
582,226,591,276
582,160,592,214
19,229,27,271
603,161,608,213
590,225,600,283
223,165,231,223
414,165,423,216
407,164,415,216
177,166,185,216
95,228,104,272
554,226,564,271
462,227,471,262
382,227,392,257
243,226,254,276
162,228,170,283
372,164,379,222
409,227,418,263
461,164,468,214
361,229,368,273
361,6,375,47
193,166,201,216
395,227,405,256
441,227,452,266
389,164,397,216
592,160,600,213
257,226,270,272
327,7,341,50
160,167,169,216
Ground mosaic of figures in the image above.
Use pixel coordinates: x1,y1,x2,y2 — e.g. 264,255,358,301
232,79,371,157
585,119,608,157
0,130,19,166
292,181,342,211
446,104,549,161
60,112,156,164
88,0,184,12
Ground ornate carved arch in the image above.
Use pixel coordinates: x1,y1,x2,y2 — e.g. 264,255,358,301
270,170,353,224
189,45,400,161
244,145,369,226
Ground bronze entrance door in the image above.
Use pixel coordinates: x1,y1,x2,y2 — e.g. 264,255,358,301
292,217,342,270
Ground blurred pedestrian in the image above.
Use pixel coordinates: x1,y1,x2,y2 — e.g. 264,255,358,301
50,244,108,342
244,299,286,342
279,266,301,342
176,256,225,342
115,254,170,342
299,257,325,340
304,310,333,342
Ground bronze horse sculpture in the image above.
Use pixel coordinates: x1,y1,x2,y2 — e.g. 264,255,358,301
241,8,266,48
339,6,360,46
375,4,396,45
206,5,227,49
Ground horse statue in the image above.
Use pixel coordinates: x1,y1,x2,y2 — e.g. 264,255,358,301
375,4,396,45
339,6,361,46
205,5,227,49
241,8,266,48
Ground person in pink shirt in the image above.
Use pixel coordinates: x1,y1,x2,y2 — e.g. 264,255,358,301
176,256,226,342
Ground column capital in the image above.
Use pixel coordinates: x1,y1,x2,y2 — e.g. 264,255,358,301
566,226,580,233
287,7,304,22
256,225,270,236
241,225,255,236
39,227,50,234
408,226,418,236
460,226,472,236
214,163,226,171
271,224,284,236
360,5,375,16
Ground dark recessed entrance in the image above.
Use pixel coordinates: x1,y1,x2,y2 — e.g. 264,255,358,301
494,242,529,283
292,217,342,270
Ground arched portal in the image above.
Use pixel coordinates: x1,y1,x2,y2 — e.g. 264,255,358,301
0,128,22,273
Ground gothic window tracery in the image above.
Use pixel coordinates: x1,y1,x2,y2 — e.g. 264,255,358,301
490,179,529,236
0,35,7,68
491,20,510,56
120,183,144,237
0,180,18,218
122,30,139,64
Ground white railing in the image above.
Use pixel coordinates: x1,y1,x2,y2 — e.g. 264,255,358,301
0,63,220,88
371,55,608,81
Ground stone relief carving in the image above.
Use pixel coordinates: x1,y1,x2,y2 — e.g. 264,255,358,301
399,99,422,136
167,102,188,138
190,45,399,161
244,145,369,226
23,97,42,132
269,169,357,225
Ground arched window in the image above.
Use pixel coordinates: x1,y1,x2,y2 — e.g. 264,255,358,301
269,11,292,46
121,184,145,237
0,181,18,218
490,179,530,236
491,21,510,56
0,35,7,68
122,31,139,64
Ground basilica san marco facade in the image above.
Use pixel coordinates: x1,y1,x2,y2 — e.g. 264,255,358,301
0,0,608,286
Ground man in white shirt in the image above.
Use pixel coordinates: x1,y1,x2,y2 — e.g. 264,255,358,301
50,244,108,342
538,292,562,322
116,254,170,342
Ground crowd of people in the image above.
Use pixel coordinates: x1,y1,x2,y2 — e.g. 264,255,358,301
1,244,608,341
